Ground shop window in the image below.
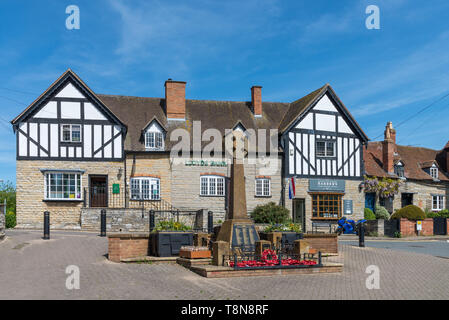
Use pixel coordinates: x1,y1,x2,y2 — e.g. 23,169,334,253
312,194,342,219
255,178,271,197
45,172,82,200
130,177,160,200
200,175,225,196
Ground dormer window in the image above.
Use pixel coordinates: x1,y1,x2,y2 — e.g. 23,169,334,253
143,120,165,151
394,162,405,178
430,166,438,180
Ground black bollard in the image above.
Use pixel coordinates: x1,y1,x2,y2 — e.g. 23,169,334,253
43,211,50,240
100,209,106,237
149,210,155,232
359,223,365,247
207,211,213,234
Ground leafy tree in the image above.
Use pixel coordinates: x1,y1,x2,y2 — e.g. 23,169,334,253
250,202,289,224
0,181,15,215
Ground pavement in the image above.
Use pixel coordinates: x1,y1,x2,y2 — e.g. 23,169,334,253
0,229,448,300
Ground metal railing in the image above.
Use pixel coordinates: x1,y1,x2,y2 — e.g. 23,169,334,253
83,186,176,211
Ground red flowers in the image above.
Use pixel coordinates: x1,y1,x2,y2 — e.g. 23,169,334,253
228,249,317,268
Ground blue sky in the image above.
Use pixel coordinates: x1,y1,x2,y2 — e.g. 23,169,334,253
1,0,449,184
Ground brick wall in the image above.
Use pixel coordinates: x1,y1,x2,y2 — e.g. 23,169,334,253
108,233,150,262
399,218,434,236
16,160,124,229
303,234,338,253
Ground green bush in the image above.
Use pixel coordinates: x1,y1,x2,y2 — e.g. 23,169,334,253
390,205,426,220
264,221,302,233
5,211,16,229
250,202,289,224
426,209,449,218
154,219,191,232
375,205,390,220
438,209,449,218
364,208,376,220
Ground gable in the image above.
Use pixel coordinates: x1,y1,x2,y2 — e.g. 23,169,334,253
294,93,357,136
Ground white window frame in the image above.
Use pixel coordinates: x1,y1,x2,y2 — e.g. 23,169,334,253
316,141,335,157
61,124,82,143
255,178,271,197
430,167,438,180
432,195,445,211
200,175,225,196
130,177,160,200
44,172,82,200
394,164,405,178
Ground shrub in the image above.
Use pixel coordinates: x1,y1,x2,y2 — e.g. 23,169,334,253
251,202,289,224
426,209,449,218
154,219,191,232
364,208,376,220
5,211,16,229
394,231,402,238
375,205,390,220
264,221,302,233
439,209,449,218
390,205,426,220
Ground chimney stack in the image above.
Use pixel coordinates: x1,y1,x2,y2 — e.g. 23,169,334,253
444,141,449,173
382,122,395,173
251,86,262,117
165,79,186,120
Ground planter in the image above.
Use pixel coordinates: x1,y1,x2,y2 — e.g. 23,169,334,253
179,249,211,259
150,231,193,257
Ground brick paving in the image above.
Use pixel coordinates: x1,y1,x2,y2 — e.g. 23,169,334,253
0,229,448,300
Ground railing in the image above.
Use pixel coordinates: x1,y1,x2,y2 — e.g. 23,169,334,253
222,250,323,270
83,186,177,211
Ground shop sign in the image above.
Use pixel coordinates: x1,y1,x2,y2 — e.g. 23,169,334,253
343,200,353,215
112,184,120,194
309,179,345,192
185,160,227,167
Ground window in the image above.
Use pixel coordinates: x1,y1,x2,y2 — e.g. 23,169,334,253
432,195,445,211
61,124,81,142
316,141,335,157
255,178,271,197
312,194,342,219
45,172,82,200
200,176,225,196
430,167,438,180
394,164,405,178
130,177,160,200
145,132,164,150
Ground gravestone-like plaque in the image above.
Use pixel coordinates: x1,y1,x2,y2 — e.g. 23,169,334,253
231,224,259,252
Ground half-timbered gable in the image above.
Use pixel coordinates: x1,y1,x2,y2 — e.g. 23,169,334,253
11,69,127,161
280,84,368,179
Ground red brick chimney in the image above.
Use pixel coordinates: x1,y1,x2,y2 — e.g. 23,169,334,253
165,79,186,119
444,141,449,173
251,86,262,117
382,122,395,173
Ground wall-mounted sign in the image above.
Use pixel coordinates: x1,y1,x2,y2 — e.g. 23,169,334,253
416,220,422,231
343,200,353,215
309,179,345,192
185,160,227,167
112,184,120,194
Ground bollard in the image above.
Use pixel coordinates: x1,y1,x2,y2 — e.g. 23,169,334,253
43,211,50,240
207,211,213,234
359,223,365,247
100,209,106,237
149,210,155,232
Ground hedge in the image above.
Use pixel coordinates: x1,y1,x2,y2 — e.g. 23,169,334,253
391,205,426,220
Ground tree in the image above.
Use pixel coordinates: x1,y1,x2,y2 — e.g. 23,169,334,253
0,181,16,214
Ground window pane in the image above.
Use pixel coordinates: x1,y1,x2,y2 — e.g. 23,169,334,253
316,142,325,156
141,180,150,200
217,178,224,196
62,125,71,141
209,177,216,195
72,125,81,142
326,142,335,157
201,177,208,195
131,179,140,199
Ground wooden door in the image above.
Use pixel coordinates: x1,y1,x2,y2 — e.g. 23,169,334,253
89,175,108,207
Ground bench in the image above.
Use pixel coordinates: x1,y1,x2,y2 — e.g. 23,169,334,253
311,222,335,234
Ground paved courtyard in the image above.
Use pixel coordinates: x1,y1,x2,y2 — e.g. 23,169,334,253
0,229,448,300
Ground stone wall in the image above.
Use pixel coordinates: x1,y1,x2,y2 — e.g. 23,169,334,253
81,208,205,232
16,160,124,229
0,210,5,241
303,234,338,253
284,178,365,233
170,156,283,222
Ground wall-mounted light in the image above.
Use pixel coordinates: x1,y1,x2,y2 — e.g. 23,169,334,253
118,168,123,179
358,182,365,192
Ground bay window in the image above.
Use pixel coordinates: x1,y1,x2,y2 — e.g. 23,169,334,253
130,177,160,200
